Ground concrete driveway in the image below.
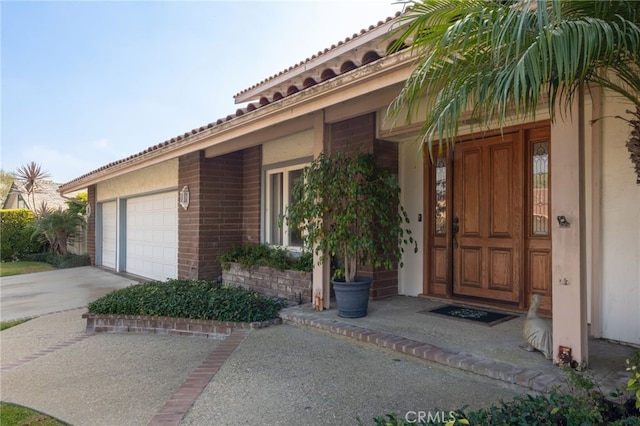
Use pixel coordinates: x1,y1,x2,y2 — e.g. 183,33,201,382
0,266,140,321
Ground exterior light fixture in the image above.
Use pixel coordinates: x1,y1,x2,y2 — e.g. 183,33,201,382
179,186,190,210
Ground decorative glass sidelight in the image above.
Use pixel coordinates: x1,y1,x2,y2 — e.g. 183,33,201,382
435,156,447,235
532,142,549,235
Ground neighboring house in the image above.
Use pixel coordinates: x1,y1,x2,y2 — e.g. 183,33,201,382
59,12,640,365
3,180,69,212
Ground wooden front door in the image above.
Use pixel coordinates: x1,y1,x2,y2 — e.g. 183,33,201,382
452,132,523,303
424,122,552,312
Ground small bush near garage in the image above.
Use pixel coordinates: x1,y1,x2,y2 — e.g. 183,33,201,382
26,252,91,269
0,209,43,261
219,243,313,273
87,279,288,322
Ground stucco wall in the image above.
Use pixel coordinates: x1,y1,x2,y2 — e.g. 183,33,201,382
262,130,313,166
96,159,178,201
398,140,424,296
599,96,640,345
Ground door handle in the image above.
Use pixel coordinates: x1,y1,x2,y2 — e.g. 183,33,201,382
452,217,460,234
452,217,459,249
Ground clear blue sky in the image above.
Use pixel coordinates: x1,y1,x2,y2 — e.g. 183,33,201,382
1,0,403,184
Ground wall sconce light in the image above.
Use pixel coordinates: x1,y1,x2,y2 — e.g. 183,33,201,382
557,215,570,228
179,186,190,210
86,204,92,218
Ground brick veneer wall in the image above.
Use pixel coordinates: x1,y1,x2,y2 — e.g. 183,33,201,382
178,148,261,281
178,151,244,280
242,146,261,244
222,262,312,304
326,114,400,299
86,185,97,265
327,113,375,155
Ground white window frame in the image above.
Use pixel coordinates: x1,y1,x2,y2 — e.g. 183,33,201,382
264,162,308,249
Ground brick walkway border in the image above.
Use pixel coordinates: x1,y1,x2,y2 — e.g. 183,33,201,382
1,307,91,375
279,308,568,393
148,329,250,426
0,334,95,375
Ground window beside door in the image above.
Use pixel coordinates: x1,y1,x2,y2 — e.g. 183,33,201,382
265,164,306,248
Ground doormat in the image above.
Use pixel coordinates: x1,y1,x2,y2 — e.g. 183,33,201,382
419,305,517,327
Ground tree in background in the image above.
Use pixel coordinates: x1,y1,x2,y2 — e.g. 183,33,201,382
0,169,15,206
390,0,640,182
65,192,88,216
14,162,52,215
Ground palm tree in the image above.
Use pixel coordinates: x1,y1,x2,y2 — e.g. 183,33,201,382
389,0,640,182
15,161,52,214
30,209,84,256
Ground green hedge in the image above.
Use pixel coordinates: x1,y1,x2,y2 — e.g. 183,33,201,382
88,279,288,322
219,243,313,272
26,252,91,268
367,368,640,425
0,209,43,261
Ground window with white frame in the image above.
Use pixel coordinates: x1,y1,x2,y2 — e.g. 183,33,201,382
265,164,306,248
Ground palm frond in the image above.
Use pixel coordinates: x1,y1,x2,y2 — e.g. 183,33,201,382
389,0,640,154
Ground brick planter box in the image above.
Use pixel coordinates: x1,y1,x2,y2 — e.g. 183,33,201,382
222,262,312,304
82,313,281,340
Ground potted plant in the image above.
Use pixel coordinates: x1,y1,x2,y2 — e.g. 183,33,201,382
284,151,417,318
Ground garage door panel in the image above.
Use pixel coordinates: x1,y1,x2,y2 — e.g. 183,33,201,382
126,192,177,281
101,201,117,269
163,230,176,244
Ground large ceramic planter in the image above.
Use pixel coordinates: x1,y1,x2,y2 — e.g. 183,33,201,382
331,276,372,318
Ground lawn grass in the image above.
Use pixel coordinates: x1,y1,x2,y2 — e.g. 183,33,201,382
0,318,30,331
0,261,55,277
0,402,69,425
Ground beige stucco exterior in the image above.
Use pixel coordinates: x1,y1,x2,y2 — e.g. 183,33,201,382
598,95,640,345
96,159,178,201
550,94,589,364
262,130,314,166
398,140,424,297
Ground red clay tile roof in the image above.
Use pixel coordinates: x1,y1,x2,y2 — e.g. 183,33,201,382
234,13,401,100
61,11,404,190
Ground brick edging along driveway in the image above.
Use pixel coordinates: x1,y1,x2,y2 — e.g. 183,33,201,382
83,313,281,339
148,329,250,426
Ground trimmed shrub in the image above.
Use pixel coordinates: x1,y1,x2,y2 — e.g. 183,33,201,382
88,279,288,322
0,209,43,261
366,368,640,425
25,253,90,268
219,243,313,273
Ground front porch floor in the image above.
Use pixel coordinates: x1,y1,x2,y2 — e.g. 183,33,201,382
280,295,637,395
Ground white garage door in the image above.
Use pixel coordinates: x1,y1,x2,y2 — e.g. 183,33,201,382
126,192,177,281
101,201,117,269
